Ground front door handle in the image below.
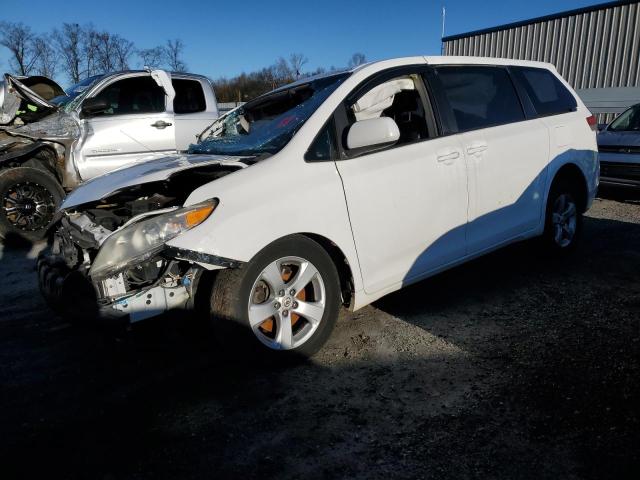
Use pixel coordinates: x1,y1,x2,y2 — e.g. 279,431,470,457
466,142,488,155
437,149,461,164
151,120,173,129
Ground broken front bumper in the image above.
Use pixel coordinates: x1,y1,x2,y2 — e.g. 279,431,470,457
37,253,201,323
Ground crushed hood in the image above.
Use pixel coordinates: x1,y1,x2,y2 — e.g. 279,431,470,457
0,74,64,125
61,154,249,210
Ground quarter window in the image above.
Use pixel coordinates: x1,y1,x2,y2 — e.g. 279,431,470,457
90,76,165,116
306,118,337,161
173,79,207,114
512,67,577,117
434,66,525,133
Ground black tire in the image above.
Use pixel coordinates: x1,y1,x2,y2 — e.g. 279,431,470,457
209,235,342,360
0,167,65,242
541,179,583,254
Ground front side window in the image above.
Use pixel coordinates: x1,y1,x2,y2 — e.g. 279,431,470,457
608,103,640,132
190,72,350,157
89,76,165,116
173,79,206,114
512,67,577,117
53,75,105,111
345,74,429,146
434,66,525,133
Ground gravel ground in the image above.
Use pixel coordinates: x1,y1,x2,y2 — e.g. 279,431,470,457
0,195,639,480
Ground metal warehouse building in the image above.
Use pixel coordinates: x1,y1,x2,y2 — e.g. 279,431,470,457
442,0,640,122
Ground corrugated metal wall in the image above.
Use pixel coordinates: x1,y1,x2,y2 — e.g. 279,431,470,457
443,1,640,92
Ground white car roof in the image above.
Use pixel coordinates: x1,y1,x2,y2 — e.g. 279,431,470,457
424,55,556,71
352,55,557,74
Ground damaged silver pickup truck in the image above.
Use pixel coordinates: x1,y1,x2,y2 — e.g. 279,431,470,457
0,70,219,240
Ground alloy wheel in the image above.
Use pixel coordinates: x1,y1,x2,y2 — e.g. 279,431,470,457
248,256,326,350
551,193,578,248
2,181,56,232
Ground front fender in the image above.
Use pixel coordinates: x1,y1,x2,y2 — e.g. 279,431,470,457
166,155,365,293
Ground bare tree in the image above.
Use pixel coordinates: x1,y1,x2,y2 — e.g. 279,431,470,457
138,46,164,69
274,57,292,83
82,26,101,78
289,53,308,79
112,35,135,70
32,35,58,78
52,23,83,83
348,52,367,68
0,21,38,75
94,31,117,73
163,39,187,72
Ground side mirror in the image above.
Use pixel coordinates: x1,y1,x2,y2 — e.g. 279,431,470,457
81,97,109,116
347,117,400,151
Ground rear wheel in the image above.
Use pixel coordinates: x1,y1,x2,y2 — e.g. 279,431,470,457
542,180,582,253
209,235,341,359
0,167,64,242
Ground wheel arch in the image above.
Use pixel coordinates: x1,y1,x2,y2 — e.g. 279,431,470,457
0,143,60,180
299,232,355,308
549,162,589,213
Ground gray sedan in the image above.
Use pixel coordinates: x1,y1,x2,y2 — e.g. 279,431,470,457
598,103,640,188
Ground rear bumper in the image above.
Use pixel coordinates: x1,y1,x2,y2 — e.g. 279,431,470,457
599,158,640,188
599,176,640,188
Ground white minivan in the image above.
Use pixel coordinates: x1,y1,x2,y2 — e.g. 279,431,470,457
39,56,599,358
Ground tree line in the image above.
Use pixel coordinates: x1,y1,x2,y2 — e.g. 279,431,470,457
213,52,367,103
0,21,187,83
0,21,367,103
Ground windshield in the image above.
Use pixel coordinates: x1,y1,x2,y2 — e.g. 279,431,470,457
51,75,104,111
608,103,640,132
189,72,350,157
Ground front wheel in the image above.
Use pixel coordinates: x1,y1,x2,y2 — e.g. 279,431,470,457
0,167,64,242
541,180,583,253
209,235,342,359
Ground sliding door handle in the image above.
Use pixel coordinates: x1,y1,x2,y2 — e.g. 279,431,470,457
437,149,461,164
466,143,488,155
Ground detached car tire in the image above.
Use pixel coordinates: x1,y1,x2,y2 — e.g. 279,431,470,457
542,179,583,254
209,235,341,359
0,167,64,242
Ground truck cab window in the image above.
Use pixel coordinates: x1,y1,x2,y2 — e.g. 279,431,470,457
90,76,165,116
173,79,207,114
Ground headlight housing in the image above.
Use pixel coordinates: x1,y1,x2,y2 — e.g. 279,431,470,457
89,199,218,279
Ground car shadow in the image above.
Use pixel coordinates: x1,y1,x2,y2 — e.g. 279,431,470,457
1,214,639,479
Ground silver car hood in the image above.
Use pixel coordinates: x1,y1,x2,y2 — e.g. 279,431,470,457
1,111,80,141
61,154,249,210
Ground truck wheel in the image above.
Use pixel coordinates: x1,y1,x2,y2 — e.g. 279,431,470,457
209,235,341,360
541,179,583,254
0,167,65,242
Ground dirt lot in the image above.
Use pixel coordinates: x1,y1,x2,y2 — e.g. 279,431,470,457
1,195,639,480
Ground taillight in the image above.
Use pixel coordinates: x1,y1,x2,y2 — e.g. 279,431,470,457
586,114,597,131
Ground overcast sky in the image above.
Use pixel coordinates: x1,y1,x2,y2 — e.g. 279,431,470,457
1,0,600,85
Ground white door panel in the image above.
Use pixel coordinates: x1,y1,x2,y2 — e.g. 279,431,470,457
174,113,218,150
337,137,468,294
77,112,177,180
464,119,549,253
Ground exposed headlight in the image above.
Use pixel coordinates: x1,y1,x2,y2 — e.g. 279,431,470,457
89,199,218,279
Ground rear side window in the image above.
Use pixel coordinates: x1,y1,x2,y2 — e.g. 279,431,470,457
91,76,165,116
433,66,525,133
173,79,207,114
512,67,577,117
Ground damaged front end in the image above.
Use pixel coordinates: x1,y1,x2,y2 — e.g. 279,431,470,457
38,155,247,323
